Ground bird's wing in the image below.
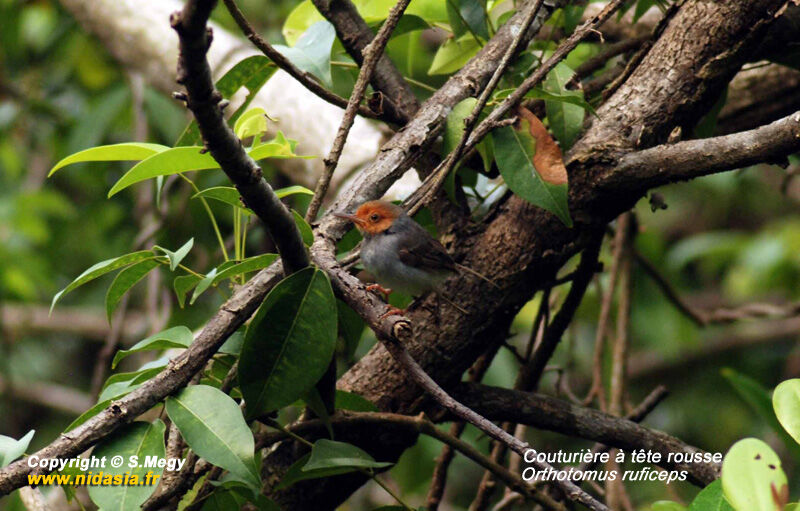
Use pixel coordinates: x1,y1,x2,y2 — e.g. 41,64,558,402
397,229,456,273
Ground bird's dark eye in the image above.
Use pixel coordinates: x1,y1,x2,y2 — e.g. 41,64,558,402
369,213,380,222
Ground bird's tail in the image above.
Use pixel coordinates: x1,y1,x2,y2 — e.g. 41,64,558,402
455,263,499,289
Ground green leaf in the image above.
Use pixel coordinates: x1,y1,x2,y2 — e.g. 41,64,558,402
277,453,349,489
213,254,279,283
773,379,800,445
492,125,572,227
87,420,166,511
166,385,261,491
49,143,168,176
303,439,393,471
0,430,34,468
337,300,365,362
650,502,687,511
303,388,334,439
191,268,218,305
174,274,202,308
335,391,378,412
234,107,269,140
446,0,488,39
634,0,655,22
177,56,277,146
274,21,336,89
193,187,253,215
239,268,337,417
249,133,310,160
51,250,155,312
65,400,112,432
722,369,800,458
721,438,787,511
428,35,481,75
544,62,584,150
292,210,314,246
112,326,194,369
154,238,194,271
276,185,314,199
443,97,478,201
99,366,164,402
106,258,160,322
689,480,734,511
108,147,218,197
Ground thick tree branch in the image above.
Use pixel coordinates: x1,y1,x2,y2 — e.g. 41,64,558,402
171,0,309,274
604,110,800,192
454,383,720,486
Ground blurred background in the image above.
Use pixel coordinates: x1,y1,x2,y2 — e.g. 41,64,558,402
1,0,800,509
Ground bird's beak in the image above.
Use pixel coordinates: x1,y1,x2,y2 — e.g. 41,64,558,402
333,212,363,227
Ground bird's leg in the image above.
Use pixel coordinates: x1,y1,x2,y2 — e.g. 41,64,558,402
366,283,393,302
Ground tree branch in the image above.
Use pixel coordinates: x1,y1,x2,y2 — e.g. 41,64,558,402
605,110,800,193
453,383,720,486
171,0,309,274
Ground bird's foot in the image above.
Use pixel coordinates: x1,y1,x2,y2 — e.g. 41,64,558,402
379,305,406,320
366,283,393,302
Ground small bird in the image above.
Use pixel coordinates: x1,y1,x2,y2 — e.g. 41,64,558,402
335,200,494,317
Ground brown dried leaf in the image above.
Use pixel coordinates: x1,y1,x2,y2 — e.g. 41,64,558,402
517,106,568,186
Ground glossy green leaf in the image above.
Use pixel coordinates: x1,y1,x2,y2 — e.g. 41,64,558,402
721,438,787,511
51,250,155,312
544,62,584,150
304,439,393,471
689,480,734,511
166,385,261,490
277,453,349,489
276,185,314,198
154,238,194,271
0,430,34,468
112,326,193,369
275,21,336,88
108,147,218,197
49,143,168,176
213,254,278,283
429,35,480,75
190,267,218,305
65,400,112,432
105,258,160,322
292,210,314,246
234,107,268,140
99,366,164,402
193,187,252,215
249,133,310,160
177,56,277,146
239,268,337,417
87,420,166,511
773,379,800,445
303,388,334,439
493,125,572,227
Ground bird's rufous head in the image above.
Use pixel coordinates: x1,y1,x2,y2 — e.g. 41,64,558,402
334,200,404,236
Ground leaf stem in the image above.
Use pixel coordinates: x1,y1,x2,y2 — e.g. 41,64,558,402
178,173,229,261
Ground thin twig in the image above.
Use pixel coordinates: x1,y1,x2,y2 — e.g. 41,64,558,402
426,348,500,511
221,0,387,123
306,0,413,222
606,212,634,509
